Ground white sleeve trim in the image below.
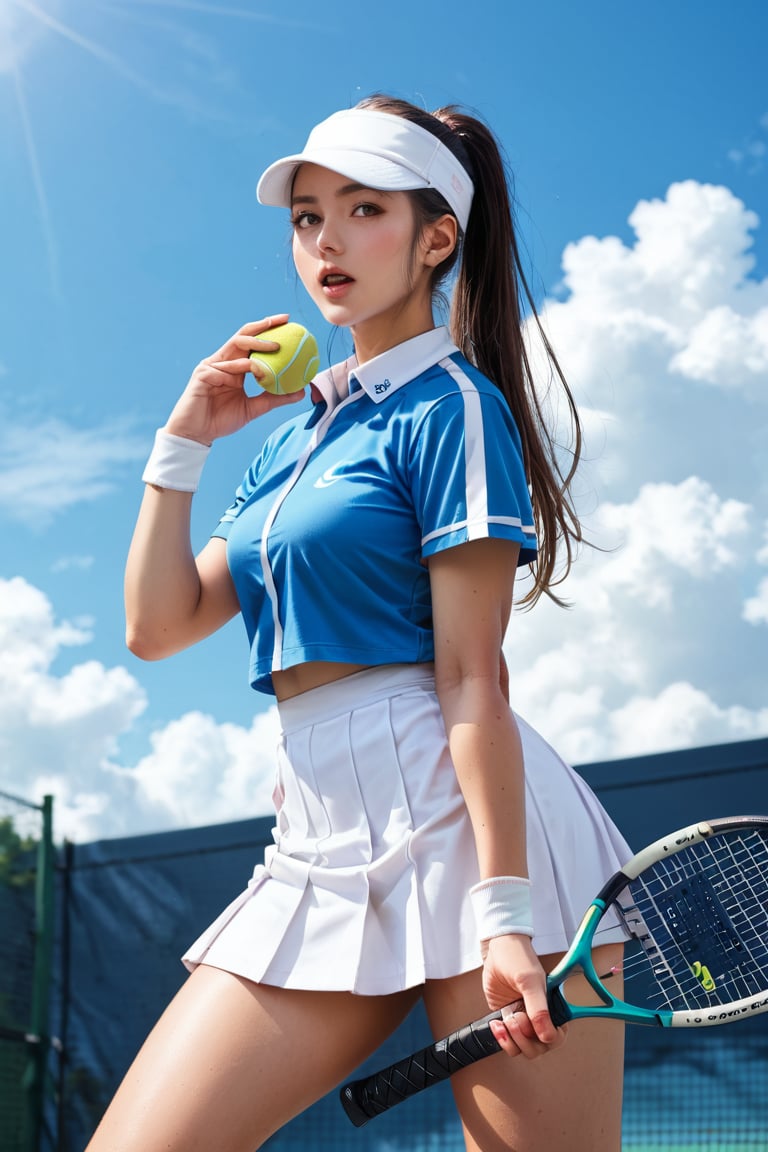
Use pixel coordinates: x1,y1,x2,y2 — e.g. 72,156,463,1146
421,514,534,548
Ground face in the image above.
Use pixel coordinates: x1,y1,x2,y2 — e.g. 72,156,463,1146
290,163,436,355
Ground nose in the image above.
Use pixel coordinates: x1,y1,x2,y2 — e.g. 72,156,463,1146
317,215,343,254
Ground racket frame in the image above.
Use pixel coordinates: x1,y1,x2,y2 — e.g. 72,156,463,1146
552,817,768,1028
340,815,768,1126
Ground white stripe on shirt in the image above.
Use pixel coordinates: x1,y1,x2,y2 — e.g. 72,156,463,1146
439,357,489,539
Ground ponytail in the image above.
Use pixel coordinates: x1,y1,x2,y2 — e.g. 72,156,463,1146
357,94,584,607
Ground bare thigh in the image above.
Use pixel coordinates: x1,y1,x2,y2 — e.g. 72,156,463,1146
423,943,625,1152
85,964,420,1152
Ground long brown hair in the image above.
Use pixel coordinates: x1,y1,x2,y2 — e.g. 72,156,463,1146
357,94,584,607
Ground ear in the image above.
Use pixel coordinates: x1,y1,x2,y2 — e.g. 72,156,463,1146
422,213,458,268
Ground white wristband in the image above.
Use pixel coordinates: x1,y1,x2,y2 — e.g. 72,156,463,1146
469,876,534,942
142,429,211,492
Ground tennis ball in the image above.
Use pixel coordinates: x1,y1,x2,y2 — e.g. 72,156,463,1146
249,322,320,394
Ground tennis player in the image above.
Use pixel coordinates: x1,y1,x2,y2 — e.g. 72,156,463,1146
90,95,630,1152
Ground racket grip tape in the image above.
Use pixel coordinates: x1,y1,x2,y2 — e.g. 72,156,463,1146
340,1008,505,1127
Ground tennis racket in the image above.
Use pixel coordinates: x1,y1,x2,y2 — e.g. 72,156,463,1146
341,815,768,1127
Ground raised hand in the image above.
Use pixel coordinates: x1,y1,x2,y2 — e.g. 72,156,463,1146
164,315,306,445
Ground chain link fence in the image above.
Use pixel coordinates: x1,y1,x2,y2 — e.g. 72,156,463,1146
0,790,55,1152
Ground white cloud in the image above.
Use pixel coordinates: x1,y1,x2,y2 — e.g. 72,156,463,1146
597,477,751,606
744,576,768,626
538,181,768,412
22,775,114,844
51,554,95,573
554,182,760,323
506,477,768,762
525,190,768,528
759,527,768,565
0,577,146,839
0,575,279,841
671,305,768,389
0,576,92,675
743,522,768,626
0,417,146,523
597,682,768,758
123,708,281,829
727,113,768,173
508,181,768,764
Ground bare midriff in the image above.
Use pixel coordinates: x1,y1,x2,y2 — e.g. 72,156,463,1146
271,661,371,702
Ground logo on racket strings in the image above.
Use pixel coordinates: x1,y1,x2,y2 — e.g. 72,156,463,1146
691,960,716,991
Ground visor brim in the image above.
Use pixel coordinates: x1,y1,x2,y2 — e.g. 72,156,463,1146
257,150,432,208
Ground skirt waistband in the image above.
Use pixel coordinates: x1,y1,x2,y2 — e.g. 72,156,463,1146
276,663,436,733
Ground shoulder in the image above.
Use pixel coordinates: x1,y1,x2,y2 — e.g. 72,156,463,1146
401,353,521,445
413,350,505,401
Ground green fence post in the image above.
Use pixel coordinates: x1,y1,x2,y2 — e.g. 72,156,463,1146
24,795,54,1152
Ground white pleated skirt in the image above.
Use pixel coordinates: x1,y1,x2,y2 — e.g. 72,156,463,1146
182,664,631,994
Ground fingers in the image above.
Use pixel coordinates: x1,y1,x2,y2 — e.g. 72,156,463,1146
200,352,278,386
225,315,291,349
205,356,257,379
164,315,305,443
187,357,256,400
238,314,290,335
482,935,566,1061
233,337,280,357
490,1006,567,1061
519,990,561,1046
208,315,291,364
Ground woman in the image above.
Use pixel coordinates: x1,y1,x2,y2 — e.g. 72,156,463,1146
92,95,630,1152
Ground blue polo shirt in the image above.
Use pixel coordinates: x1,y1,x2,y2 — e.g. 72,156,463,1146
214,327,537,695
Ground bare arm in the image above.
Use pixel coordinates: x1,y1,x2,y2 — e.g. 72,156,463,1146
429,537,526,879
429,537,562,1052
125,316,304,660
125,499,239,659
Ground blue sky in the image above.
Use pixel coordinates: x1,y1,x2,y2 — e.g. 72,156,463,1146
2,0,767,840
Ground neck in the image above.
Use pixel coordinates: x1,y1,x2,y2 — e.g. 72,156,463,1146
350,301,436,366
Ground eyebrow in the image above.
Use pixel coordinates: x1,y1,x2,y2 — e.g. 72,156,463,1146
290,182,392,207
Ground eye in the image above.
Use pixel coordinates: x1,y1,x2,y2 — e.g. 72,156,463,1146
353,202,382,218
291,210,320,229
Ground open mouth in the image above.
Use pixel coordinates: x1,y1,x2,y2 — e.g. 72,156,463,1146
322,272,354,287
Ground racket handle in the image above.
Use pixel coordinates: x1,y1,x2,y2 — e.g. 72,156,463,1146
340,1008,505,1127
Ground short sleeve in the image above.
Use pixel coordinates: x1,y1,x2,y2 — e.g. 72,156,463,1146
211,459,261,540
410,387,537,566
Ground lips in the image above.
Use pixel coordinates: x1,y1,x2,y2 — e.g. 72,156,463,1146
320,266,354,288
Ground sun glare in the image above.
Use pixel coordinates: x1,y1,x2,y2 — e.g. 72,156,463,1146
0,0,57,74
1,0,312,293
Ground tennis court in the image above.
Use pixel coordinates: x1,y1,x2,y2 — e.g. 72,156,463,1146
3,736,767,1150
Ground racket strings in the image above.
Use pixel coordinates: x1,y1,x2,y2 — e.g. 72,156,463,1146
615,828,768,1013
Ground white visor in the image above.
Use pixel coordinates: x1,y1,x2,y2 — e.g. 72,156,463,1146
257,109,474,232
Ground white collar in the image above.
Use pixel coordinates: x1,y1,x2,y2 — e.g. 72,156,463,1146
310,355,357,410
311,327,459,410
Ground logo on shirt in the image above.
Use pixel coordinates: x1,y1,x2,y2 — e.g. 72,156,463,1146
314,464,350,488
374,379,393,395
